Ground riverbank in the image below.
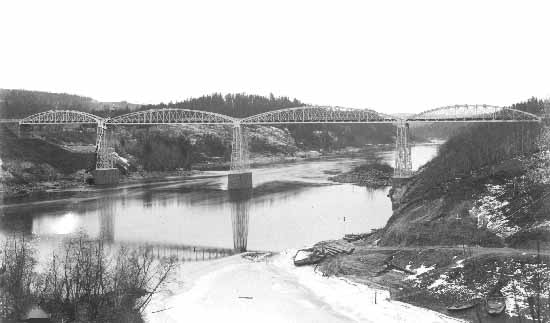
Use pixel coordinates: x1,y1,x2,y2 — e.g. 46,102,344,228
146,251,465,323
0,169,202,199
308,237,550,322
0,147,381,199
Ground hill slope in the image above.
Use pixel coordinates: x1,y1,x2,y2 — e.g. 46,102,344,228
0,126,94,184
380,98,550,248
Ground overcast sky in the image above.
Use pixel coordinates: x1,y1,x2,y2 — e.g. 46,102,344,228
1,0,549,113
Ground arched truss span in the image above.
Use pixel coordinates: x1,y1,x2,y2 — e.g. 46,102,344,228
406,105,541,122
107,108,237,125
19,110,102,124
241,106,398,124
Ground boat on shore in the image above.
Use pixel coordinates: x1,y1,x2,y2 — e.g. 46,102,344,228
486,295,506,315
446,298,482,312
293,248,325,266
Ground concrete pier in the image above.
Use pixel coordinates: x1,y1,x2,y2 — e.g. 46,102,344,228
92,168,120,185
228,172,252,190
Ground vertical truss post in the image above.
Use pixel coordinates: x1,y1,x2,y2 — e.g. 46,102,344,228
394,120,412,178
230,123,249,173
95,120,114,169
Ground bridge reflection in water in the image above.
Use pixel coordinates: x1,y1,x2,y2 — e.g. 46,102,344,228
94,188,253,261
229,189,252,252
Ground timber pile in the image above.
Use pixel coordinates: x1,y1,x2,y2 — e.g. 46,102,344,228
313,240,355,256
343,233,372,242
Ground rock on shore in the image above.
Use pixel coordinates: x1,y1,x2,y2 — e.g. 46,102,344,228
329,162,393,187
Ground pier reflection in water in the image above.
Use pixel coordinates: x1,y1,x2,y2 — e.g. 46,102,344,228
99,196,115,243
92,196,238,262
88,190,251,262
229,189,252,252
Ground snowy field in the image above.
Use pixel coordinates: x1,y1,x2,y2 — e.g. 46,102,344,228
146,250,465,323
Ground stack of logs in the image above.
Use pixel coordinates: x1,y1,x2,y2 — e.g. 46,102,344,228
343,233,370,242
312,240,355,256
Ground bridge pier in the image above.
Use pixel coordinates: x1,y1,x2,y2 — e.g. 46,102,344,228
94,121,119,185
394,120,412,179
228,172,252,190
228,123,252,190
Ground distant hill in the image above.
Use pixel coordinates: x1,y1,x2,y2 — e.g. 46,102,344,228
0,89,141,118
92,101,141,113
138,93,302,118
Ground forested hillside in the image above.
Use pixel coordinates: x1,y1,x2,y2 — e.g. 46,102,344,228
0,89,99,118
138,93,301,118
0,89,138,118
409,123,466,141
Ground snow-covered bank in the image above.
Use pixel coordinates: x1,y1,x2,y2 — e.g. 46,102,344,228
146,250,465,323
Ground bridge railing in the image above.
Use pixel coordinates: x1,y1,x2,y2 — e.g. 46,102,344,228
406,105,541,122
19,110,102,124
107,108,237,125
241,105,398,124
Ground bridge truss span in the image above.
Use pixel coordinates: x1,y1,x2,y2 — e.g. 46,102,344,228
107,108,237,125
241,105,398,124
19,110,102,125
406,105,541,123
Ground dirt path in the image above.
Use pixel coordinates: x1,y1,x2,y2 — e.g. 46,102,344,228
358,245,550,256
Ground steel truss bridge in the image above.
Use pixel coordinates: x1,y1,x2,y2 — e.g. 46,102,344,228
3,104,541,185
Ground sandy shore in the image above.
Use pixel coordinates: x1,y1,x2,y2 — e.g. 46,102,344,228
146,250,465,323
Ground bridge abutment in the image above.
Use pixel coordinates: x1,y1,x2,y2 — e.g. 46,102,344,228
228,172,252,190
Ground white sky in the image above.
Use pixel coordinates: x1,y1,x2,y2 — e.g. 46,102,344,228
1,0,549,113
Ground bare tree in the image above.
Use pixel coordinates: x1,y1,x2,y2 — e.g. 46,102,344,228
0,233,37,319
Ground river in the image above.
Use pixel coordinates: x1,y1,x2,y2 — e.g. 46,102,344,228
0,144,438,257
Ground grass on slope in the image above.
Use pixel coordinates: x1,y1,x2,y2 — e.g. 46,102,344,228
0,126,95,174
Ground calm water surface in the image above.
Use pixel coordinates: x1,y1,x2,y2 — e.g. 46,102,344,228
0,144,438,256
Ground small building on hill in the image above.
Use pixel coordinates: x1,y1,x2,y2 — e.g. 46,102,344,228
21,305,51,323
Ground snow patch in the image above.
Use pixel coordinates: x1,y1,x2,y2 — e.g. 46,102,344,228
405,264,435,281
428,274,448,289
274,250,463,322
294,250,312,262
452,259,465,268
470,183,520,238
